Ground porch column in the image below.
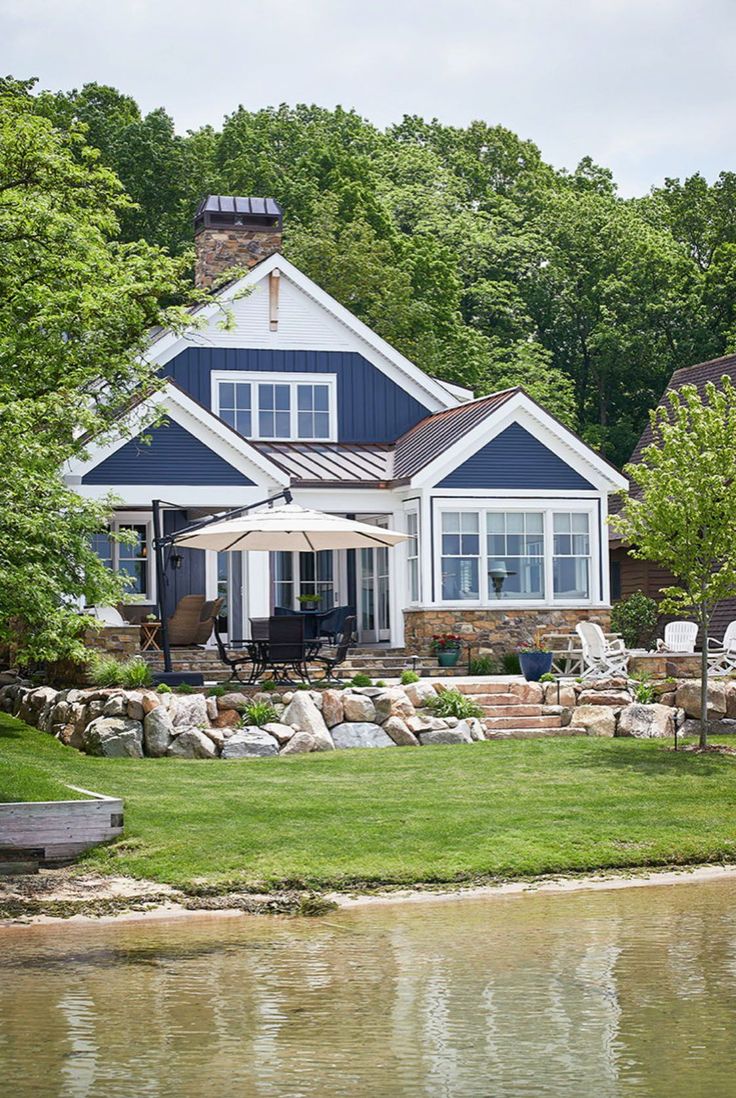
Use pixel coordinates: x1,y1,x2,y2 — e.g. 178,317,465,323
389,507,406,648
244,550,270,634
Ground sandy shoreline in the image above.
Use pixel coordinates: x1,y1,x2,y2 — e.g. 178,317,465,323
3,861,736,929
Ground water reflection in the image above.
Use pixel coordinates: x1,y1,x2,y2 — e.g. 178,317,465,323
2,880,736,1096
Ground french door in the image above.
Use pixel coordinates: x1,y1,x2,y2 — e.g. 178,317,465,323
212,551,243,642
358,517,390,642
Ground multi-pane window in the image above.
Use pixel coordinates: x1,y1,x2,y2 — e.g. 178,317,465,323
271,550,335,611
218,382,252,436
297,383,330,439
486,512,544,599
216,376,334,440
407,512,420,603
117,524,149,596
553,513,590,599
441,512,480,601
91,532,113,571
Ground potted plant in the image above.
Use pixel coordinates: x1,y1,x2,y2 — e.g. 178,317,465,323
517,630,553,681
431,633,463,668
297,593,321,608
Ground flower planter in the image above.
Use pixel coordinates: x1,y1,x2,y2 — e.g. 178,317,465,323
437,649,460,668
519,651,553,681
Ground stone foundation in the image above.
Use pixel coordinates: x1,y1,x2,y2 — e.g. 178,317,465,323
47,626,141,687
403,608,612,654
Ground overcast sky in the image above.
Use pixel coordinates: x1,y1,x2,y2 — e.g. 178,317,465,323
3,0,735,196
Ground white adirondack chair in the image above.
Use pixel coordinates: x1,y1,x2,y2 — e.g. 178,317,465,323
660,621,698,653
576,621,629,679
708,621,736,676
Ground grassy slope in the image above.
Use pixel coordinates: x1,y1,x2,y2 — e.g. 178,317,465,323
2,714,736,892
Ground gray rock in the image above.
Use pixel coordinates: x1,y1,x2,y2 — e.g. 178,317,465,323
419,727,473,746
675,679,727,719
103,694,128,718
461,717,486,742
382,715,419,746
203,725,226,750
569,704,617,738
403,680,438,707
342,693,376,722
617,703,676,739
281,692,334,750
143,706,175,758
321,689,344,728
221,727,279,758
262,721,295,744
29,686,58,710
172,693,209,729
280,731,317,755
126,691,146,721
680,717,736,737
167,728,218,759
374,688,415,723
205,696,219,721
83,716,144,758
330,722,395,749
216,692,249,713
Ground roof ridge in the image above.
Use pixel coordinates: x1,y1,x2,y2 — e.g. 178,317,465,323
395,386,520,445
670,351,736,380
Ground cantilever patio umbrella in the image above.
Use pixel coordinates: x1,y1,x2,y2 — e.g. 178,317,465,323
152,492,408,683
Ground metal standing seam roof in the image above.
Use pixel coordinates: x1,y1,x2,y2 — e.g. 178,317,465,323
393,388,520,480
251,442,393,485
195,195,283,219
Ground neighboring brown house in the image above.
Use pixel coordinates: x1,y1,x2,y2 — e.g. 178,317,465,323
610,351,736,642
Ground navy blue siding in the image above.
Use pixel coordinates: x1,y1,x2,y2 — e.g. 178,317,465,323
162,348,430,444
438,423,595,490
82,422,255,485
162,510,206,621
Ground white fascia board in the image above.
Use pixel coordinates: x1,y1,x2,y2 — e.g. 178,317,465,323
66,383,290,489
72,485,280,509
410,392,628,492
144,254,457,413
289,486,400,514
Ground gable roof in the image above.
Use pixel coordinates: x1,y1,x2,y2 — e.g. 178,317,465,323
145,252,459,415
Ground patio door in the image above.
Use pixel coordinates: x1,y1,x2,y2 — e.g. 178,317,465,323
358,517,390,643
214,551,243,642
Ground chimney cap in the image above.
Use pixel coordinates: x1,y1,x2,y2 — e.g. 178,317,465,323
194,195,282,233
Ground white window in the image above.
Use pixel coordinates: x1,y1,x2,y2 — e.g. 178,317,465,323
91,519,153,600
553,512,590,599
406,511,420,603
487,512,544,600
441,512,480,601
213,372,336,441
271,550,335,611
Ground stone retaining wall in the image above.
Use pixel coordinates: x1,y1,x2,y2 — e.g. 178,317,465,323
403,608,611,653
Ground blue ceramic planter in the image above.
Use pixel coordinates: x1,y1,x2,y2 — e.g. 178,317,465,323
519,651,553,681
437,649,460,668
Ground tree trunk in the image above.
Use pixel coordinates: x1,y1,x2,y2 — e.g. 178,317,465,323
700,604,709,750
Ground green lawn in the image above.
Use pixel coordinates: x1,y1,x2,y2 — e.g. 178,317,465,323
2,713,736,893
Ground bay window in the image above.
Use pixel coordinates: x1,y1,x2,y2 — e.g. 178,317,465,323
214,373,335,440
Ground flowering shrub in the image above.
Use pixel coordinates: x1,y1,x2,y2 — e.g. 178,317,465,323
430,634,462,652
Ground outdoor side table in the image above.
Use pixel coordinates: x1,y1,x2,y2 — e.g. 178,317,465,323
140,621,162,652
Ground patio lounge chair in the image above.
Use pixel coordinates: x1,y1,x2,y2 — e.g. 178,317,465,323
195,598,223,645
659,621,698,653
313,616,356,682
167,595,206,646
576,621,629,679
708,621,736,676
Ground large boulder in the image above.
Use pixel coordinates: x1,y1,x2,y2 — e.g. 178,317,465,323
403,680,438,708
330,722,395,749
419,726,473,746
221,727,279,758
281,692,334,750
460,717,486,742
262,721,295,745
321,689,344,728
569,705,616,738
382,715,419,746
167,728,218,759
216,692,249,713
374,688,415,724
103,693,128,718
577,688,632,708
680,717,736,737
725,681,736,719
617,703,676,739
172,693,209,729
675,679,727,719
544,682,577,708
143,706,175,757
342,692,376,722
212,708,241,729
280,731,317,755
126,691,146,721
83,716,144,758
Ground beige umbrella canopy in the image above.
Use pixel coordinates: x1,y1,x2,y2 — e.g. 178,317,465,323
173,502,408,553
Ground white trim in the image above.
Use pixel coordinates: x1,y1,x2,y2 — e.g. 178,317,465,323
66,381,290,489
102,511,156,605
411,392,628,493
144,254,457,414
210,370,338,442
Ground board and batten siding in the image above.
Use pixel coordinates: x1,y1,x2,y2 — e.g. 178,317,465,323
162,348,431,444
438,423,595,490
82,422,256,486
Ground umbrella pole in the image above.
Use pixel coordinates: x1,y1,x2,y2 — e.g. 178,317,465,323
152,500,173,675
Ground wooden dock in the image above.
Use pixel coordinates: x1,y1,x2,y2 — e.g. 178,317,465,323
0,786,123,872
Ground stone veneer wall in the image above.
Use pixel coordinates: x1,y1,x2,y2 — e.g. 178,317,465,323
47,626,141,688
194,228,283,288
403,608,612,652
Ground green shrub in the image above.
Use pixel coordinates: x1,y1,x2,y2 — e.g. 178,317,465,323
428,689,483,720
88,654,152,688
351,673,373,687
296,682,311,691
539,672,555,683
400,670,420,685
156,682,172,694
176,682,194,694
243,700,278,726
375,679,386,687
468,655,497,676
259,679,277,692
610,591,659,649
120,657,153,688
88,654,123,688
501,652,521,675
208,685,226,697
632,673,657,704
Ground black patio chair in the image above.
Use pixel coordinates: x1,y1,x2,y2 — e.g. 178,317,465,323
212,619,261,684
317,605,355,644
261,615,314,683
313,616,356,683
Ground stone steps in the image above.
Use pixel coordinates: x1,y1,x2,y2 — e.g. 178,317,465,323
484,726,585,741
482,703,546,717
484,714,563,730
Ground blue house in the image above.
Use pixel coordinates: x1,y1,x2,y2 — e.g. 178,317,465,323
68,196,626,651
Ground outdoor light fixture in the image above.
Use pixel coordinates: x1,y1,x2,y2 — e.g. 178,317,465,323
169,551,183,571
489,560,516,597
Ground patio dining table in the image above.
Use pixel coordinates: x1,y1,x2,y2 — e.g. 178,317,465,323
542,631,624,676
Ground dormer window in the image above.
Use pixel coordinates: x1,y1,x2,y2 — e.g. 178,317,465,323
212,371,336,441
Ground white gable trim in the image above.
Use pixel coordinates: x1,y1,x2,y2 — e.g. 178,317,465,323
410,392,628,492
65,383,290,488
145,254,457,413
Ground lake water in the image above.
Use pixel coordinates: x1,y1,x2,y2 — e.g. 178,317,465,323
2,879,736,1097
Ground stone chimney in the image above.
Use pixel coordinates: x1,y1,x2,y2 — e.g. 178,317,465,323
194,196,283,289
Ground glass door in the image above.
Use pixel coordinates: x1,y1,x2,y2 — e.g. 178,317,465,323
215,552,243,642
358,518,390,642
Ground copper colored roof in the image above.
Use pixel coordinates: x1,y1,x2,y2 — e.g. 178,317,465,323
252,441,393,486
